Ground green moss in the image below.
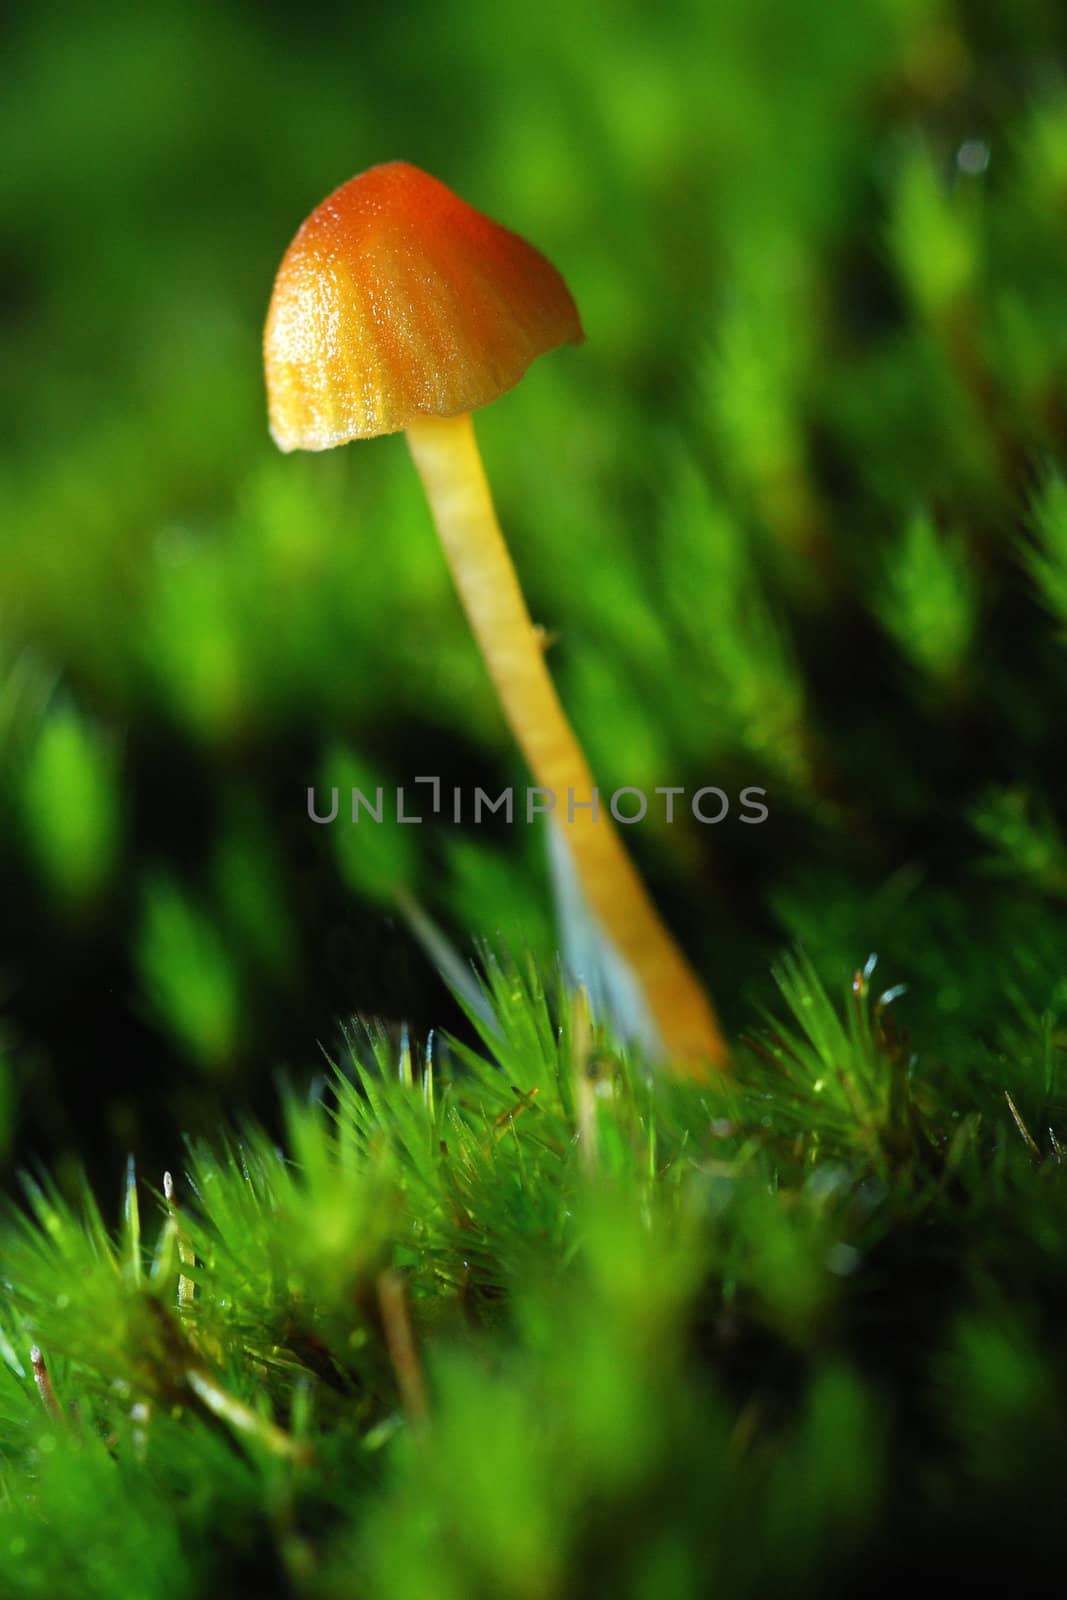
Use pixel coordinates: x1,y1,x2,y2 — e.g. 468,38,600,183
1,961,1065,1596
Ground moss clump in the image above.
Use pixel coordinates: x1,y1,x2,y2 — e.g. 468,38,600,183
2,958,1066,1596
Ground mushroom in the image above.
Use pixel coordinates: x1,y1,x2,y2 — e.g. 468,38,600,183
264,161,726,1073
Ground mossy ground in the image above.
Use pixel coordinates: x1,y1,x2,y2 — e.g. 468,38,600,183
3,958,1066,1597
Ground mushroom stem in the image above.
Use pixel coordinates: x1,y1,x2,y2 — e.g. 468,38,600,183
405,411,727,1075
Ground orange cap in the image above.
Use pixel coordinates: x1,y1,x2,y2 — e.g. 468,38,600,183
264,162,584,451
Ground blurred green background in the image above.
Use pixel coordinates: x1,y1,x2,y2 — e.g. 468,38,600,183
6,0,1067,1181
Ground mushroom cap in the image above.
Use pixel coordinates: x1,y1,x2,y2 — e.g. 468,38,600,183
264,162,584,451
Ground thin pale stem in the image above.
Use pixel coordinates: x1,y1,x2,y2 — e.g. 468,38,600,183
406,411,727,1074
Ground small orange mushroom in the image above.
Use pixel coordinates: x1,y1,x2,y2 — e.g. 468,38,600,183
265,161,726,1074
